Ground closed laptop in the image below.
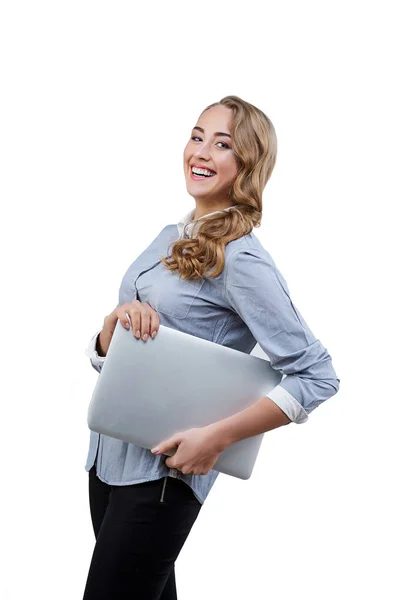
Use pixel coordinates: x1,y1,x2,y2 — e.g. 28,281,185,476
87,321,282,480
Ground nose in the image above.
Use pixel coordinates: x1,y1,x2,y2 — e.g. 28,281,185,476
194,142,212,161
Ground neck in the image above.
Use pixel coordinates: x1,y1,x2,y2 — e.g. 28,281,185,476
194,202,234,220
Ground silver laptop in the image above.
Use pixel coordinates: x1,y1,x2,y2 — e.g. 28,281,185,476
87,321,282,480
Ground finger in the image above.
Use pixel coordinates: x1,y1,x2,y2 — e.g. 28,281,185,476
139,303,151,342
165,459,180,471
118,304,132,331
165,456,182,470
128,301,142,339
152,437,176,454
149,308,160,339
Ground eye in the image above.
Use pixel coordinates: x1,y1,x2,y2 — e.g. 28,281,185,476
191,136,230,149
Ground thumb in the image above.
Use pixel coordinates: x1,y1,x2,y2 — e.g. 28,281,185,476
151,435,180,455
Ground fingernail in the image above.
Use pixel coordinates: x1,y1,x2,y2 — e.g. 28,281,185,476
125,322,130,329
135,330,140,339
143,333,148,342
151,331,157,339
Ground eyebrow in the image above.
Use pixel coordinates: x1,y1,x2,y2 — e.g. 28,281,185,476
192,126,231,139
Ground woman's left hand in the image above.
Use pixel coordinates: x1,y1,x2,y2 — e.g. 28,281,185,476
151,426,226,476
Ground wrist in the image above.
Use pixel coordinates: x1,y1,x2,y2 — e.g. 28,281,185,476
204,421,234,453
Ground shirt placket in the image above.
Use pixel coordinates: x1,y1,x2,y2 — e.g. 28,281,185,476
132,258,163,300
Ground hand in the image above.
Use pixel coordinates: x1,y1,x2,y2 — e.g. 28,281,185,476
98,301,161,356
151,426,226,476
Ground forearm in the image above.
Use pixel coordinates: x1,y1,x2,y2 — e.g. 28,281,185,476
207,395,292,450
96,330,108,357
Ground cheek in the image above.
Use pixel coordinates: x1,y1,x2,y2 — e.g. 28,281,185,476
218,159,238,182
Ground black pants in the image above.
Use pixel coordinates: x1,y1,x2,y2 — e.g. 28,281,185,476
82,465,202,600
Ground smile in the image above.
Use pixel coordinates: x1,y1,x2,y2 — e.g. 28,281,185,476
190,166,217,181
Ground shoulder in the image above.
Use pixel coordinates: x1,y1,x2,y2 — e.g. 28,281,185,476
160,224,177,238
225,230,278,271
223,233,294,308
147,224,179,247
163,225,280,278
224,230,293,295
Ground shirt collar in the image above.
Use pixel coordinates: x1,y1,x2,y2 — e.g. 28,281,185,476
177,206,237,239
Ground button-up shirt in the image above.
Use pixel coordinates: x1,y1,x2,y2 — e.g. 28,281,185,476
84,206,340,504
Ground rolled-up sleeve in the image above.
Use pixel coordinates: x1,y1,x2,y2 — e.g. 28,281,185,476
225,248,340,424
84,329,106,374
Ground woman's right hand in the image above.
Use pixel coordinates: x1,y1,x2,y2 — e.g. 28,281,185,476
97,301,160,357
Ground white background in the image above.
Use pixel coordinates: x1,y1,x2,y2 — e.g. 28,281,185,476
1,1,398,598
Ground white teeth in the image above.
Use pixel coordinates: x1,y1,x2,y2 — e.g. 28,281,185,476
191,166,215,176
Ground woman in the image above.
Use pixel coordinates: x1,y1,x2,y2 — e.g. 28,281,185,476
82,95,340,599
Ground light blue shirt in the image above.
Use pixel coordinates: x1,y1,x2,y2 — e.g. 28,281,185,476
84,207,340,504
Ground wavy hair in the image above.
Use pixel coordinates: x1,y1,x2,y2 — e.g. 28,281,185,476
160,95,278,280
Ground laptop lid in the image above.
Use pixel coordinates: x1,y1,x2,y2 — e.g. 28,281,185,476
87,321,282,480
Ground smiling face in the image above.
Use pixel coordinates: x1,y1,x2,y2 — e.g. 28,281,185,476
183,105,239,211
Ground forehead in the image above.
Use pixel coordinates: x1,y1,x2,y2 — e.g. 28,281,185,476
195,105,233,132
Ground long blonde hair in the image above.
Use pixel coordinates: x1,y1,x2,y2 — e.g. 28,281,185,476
161,95,278,280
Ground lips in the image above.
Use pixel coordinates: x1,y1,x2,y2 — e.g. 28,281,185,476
190,168,216,181
190,163,216,174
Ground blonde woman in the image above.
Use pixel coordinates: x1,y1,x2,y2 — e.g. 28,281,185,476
82,95,340,599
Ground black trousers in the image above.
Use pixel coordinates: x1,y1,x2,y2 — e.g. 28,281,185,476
82,464,202,600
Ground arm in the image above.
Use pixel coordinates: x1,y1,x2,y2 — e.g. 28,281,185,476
209,248,340,447
207,395,291,450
